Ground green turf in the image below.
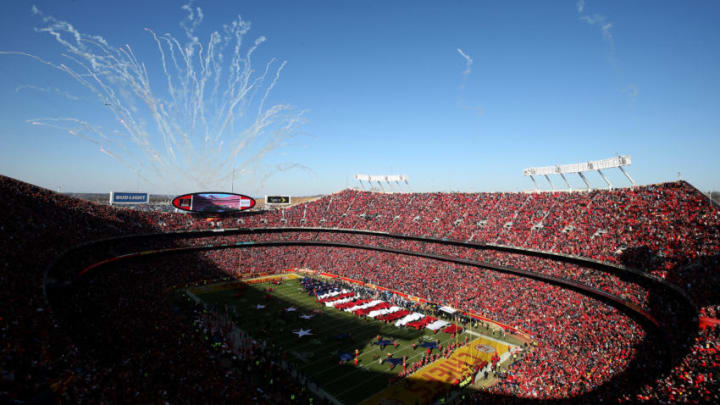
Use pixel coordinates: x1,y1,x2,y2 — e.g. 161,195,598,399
190,277,517,404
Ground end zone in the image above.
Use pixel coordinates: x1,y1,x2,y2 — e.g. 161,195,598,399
363,336,517,405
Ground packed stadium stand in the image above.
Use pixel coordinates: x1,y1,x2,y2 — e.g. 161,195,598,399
1,174,718,403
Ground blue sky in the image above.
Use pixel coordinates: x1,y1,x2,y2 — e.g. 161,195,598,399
1,0,719,195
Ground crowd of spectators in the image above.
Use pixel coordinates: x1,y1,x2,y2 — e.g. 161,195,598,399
190,243,716,402
631,325,719,403
151,181,718,402
0,175,159,402
226,182,719,307
146,182,718,316
2,173,718,403
0,176,321,403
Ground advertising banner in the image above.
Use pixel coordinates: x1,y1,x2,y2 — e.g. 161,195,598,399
110,192,148,204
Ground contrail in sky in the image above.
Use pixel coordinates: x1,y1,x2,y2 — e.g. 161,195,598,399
457,48,473,76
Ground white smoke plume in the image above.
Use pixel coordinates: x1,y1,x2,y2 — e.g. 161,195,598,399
4,2,306,192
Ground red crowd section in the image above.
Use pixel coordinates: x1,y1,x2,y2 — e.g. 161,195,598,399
243,183,719,288
149,182,719,306
151,182,719,314
183,182,720,308
1,174,718,403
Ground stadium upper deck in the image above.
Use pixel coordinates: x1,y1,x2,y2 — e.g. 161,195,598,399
147,181,719,304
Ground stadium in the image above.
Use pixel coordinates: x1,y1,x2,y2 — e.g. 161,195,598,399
1,1,719,404
1,167,718,404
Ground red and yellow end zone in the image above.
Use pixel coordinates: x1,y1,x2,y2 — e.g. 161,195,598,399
362,337,510,405
242,273,300,285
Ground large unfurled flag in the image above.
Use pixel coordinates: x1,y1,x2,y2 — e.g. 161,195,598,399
317,289,347,300
407,317,436,330
395,313,424,327
344,300,383,313
293,328,313,338
425,320,449,331
384,357,404,369
316,290,337,300
368,306,401,318
443,324,463,334
334,299,370,311
377,309,411,322
325,294,360,307
319,292,355,304
354,302,390,316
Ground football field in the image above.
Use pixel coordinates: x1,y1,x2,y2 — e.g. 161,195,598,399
189,275,521,404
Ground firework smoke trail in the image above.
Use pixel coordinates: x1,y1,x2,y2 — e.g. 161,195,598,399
3,2,305,190
16,85,80,101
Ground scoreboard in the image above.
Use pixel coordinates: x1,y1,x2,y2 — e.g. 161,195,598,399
266,195,291,205
171,192,256,213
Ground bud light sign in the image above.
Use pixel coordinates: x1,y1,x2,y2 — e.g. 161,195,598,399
110,192,148,205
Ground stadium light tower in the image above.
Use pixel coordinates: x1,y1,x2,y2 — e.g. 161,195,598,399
523,155,635,191
354,174,409,192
